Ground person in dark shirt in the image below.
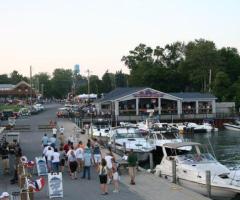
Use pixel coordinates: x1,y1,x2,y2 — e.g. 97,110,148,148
1,143,10,175
127,149,137,185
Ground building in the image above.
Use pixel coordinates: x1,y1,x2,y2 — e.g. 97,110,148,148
0,81,37,98
95,87,217,120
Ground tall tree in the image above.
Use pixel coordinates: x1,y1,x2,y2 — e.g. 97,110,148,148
33,73,52,97
180,39,219,92
0,74,10,84
51,69,73,98
9,70,28,84
115,70,128,87
102,70,114,93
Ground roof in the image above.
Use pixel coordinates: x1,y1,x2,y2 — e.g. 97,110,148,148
163,142,201,149
98,87,147,103
0,84,15,90
169,92,217,100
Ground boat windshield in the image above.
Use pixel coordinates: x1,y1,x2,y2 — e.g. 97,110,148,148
115,128,143,139
177,153,216,164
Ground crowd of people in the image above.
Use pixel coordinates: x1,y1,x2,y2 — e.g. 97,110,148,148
41,125,138,195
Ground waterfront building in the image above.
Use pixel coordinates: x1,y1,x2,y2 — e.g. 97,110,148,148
95,87,217,120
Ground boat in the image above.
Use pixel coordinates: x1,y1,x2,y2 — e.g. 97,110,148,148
109,126,155,162
172,122,218,133
151,123,179,134
223,122,240,131
155,142,240,199
147,131,191,151
90,119,111,139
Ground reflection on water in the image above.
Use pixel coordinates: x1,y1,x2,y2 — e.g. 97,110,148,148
183,130,240,200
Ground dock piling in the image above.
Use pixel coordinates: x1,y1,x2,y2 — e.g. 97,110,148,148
206,170,211,197
149,153,154,171
172,160,177,184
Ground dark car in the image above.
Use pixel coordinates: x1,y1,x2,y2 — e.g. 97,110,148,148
2,110,14,120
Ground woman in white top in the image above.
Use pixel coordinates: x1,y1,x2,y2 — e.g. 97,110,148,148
68,146,78,179
75,146,84,172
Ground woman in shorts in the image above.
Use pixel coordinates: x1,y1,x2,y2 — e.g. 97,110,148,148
98,158,108,195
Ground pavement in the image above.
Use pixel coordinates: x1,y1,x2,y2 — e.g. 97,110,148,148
0,103,144,200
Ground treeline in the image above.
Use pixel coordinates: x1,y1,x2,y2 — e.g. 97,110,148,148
1,38,240,105
0,69,128,99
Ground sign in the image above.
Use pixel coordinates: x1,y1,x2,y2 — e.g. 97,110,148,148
48,172,63,199
134,89,164,98
35,157,48,176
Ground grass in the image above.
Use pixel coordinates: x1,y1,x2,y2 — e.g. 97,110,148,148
0,104,23,112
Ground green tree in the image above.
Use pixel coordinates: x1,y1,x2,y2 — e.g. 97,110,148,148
51,69,73,98
102,70,114,93
180,39,219,92
9,70,28,84
33,73,52,97
115,70,128,87
0,74,10,84
212,71,231,101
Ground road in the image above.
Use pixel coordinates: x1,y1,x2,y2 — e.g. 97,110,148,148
0,103,143,200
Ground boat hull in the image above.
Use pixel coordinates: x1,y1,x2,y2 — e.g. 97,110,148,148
224,124,240,131
161,174,237,200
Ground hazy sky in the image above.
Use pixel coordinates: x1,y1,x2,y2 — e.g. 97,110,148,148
0,0,239,78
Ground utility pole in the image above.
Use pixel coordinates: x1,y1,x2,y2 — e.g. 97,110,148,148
30,66,33,106
86,69,91,104
41,84,44,97
209,69,212,92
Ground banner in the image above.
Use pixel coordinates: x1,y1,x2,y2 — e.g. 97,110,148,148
48,172,63,199
35,157,48,176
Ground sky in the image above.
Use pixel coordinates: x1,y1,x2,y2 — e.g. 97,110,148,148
0,0,239,78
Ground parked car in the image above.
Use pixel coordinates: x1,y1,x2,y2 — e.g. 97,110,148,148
2,110,14,120
18,108,31,116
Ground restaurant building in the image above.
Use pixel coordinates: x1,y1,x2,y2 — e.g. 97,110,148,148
0,81,37,98
95,87,217,120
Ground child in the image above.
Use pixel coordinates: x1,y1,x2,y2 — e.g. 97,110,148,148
112,159,120,193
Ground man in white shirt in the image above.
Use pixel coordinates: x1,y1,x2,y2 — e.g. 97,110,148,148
45,146,54,172
51,149,60,172
59,126,64,134
52,127,57,136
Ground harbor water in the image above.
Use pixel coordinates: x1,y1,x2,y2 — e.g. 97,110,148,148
183,130,240,200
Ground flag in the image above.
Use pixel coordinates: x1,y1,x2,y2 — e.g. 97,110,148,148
27,177,45,192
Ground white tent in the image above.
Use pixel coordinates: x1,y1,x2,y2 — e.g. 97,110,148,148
76,93,97,99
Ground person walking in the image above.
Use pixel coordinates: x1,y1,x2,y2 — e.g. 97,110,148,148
59,147,66,173
51,148,60,173
67,146,78,179
1,143,9,175
45,146,54,172
81,143,92,180
98,158,108,195
127,149,137,185
58,132,65,146
112,159,120,192
52,126,57,136
59,126,64,134
42,133,49,147
92,139,102,170
104,152,113,184
75,145,84,172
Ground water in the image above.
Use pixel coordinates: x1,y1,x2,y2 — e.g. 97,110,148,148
183,130,240,168
183,130,240,200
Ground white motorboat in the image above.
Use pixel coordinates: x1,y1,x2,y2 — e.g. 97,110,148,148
155,142,240,199
147,131,191,151
90,119,111,138
151,123,179,134
223,123,240,131
186,122,218,133
109,126,155,162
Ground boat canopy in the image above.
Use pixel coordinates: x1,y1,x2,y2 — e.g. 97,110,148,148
163,142,201,149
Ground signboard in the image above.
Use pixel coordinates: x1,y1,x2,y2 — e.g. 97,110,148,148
134,89,164,98
35,157,48,176
48,172,63,199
